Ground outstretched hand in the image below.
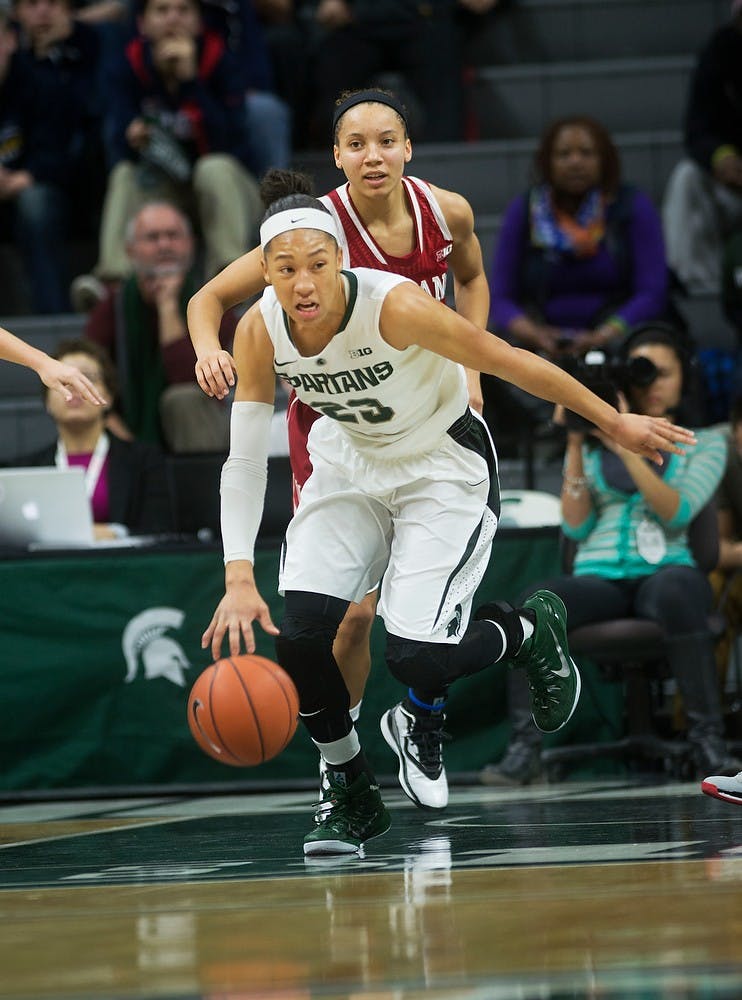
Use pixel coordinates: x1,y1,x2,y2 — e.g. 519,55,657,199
37,357,108,405
195,349,236,399
611,412,696,465
201,580,280,662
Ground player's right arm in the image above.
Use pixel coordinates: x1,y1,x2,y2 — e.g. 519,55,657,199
187,246,266,400
201,305,280,659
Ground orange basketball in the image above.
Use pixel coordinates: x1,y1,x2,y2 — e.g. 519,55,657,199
187,654,299,767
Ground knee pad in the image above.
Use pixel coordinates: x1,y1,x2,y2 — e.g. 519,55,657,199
385,634,453,691
276,592,350,721
280,591,348,642
386,620,499,690
275,634,350,719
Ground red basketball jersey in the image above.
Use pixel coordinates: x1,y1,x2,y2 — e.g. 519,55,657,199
287,177,454,504
320,176,453,301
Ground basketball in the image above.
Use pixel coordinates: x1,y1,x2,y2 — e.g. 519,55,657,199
187,654,299,767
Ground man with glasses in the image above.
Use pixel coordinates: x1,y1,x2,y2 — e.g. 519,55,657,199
85,201,236,452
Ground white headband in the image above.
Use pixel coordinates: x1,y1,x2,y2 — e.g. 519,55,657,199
260,208,339,249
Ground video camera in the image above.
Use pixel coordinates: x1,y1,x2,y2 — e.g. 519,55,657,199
561,350,659,431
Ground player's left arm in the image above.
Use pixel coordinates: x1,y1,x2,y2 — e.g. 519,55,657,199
433,185,489,414
380,284,696,464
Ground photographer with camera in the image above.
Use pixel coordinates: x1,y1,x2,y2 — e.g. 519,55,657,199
481,323,742,785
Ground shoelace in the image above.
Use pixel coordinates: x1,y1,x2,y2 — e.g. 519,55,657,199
314,785,380,836
312,770,335,823
409,720,450,773
527,656,562,707
313,800,334,824
312,783,350,825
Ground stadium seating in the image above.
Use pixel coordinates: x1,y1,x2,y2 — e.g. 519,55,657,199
1,0,734,488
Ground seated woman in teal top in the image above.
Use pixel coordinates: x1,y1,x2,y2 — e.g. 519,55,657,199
483,322,741,786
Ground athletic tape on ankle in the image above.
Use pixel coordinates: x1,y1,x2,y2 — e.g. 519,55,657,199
313,729,361,766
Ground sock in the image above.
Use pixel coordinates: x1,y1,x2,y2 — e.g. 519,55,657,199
314,731,374,784
486,621,508,662
474,601,536,662
349,700,362,723
520,614,535,643
329,749,373,785
474,600,530,658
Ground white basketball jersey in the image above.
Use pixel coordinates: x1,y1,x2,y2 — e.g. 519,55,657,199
259,267,468,459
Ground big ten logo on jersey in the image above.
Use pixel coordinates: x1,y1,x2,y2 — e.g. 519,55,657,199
435,243,453,263
349,347,373,359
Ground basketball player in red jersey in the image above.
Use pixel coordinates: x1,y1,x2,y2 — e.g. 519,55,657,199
187,88,490,811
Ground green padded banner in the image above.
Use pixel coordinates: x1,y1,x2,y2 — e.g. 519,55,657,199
0,530,622,791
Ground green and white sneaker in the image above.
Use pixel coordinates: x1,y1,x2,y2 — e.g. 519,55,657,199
513,589,581,733
303,772,391,857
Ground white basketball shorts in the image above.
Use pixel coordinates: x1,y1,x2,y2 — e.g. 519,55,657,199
278,409,500,643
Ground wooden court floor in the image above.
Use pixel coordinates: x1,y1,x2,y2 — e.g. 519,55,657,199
0,779,741,999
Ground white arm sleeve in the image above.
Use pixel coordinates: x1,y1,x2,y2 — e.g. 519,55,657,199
220,401,274,565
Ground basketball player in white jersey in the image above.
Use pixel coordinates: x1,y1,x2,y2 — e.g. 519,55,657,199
0,325,107,405
201,184,696,856
188,89,489,813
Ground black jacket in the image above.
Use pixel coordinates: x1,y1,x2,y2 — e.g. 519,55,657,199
685,22,742,171
14,21,101,188
16,433,174,535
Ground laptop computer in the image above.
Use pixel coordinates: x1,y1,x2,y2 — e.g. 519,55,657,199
0,467,95,549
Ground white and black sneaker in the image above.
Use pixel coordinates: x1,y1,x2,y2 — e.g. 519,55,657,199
380,702,448,810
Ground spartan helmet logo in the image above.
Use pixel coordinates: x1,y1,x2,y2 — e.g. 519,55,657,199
122,607,191,686
446,603,463,639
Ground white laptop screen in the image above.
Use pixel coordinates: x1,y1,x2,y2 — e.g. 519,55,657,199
0,467,95,548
